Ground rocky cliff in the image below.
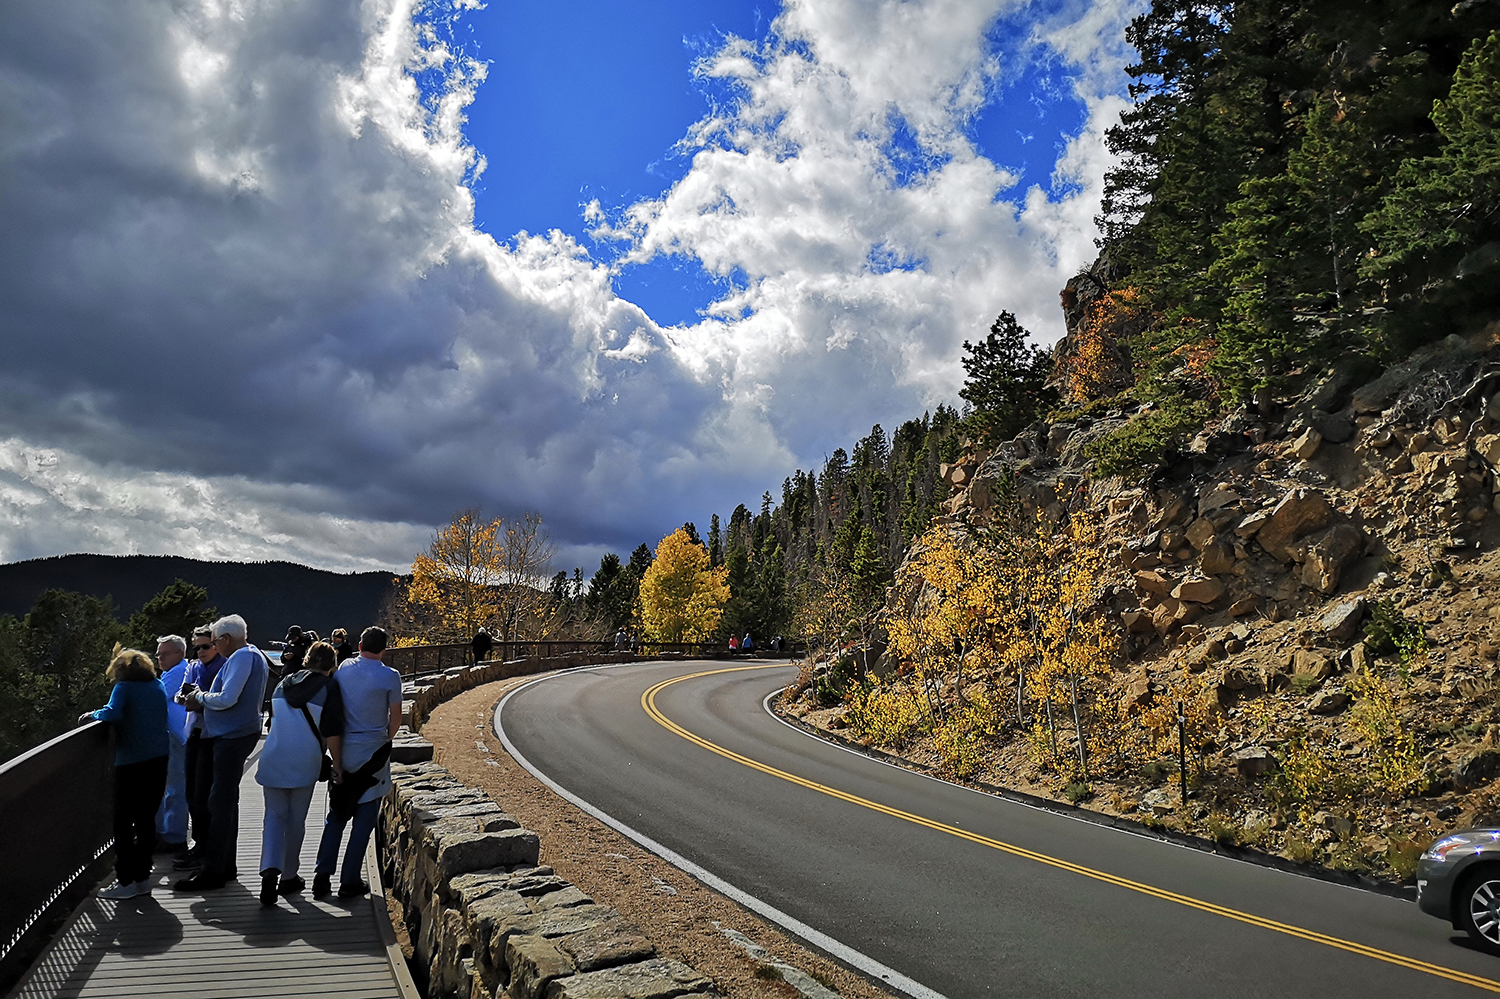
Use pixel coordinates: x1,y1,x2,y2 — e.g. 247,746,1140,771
793,327,1500,879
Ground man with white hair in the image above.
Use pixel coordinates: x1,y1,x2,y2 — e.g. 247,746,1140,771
153,635,190,853
173,614,268,892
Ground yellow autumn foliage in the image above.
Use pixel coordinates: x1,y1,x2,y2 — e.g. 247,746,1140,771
638,527,730,642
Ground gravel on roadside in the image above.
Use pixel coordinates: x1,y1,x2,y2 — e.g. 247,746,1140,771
420,673,904,999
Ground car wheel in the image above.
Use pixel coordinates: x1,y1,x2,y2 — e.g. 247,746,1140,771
1459,870,1500,954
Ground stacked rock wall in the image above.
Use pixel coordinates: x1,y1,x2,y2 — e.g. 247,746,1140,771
382,761,718,999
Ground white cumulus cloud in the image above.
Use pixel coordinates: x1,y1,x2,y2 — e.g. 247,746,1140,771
0,0,1141,573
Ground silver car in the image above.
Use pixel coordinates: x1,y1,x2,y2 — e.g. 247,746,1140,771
1417,829,1500,952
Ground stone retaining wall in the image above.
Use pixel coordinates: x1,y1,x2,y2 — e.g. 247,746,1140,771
382,761,718,999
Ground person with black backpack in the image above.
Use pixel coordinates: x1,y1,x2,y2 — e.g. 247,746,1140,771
253,641,337,905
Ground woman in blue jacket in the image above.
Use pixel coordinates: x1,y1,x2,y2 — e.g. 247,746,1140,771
254,641,336,905
79,646,169,900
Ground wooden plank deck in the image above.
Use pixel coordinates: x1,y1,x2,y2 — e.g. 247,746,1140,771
10,754,408,999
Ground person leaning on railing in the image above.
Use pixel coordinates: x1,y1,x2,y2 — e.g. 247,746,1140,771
77,646,170,900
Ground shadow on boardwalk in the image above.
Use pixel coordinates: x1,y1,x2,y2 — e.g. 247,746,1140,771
11,760,401,999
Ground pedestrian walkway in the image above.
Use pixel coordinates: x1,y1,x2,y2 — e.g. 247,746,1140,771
9,757,412,999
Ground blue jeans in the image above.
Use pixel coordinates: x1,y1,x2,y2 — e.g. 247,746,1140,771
156,736,188,843
314,797,379,886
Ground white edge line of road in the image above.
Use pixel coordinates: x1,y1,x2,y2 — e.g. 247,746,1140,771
756,685,1397,900
493,664,953,999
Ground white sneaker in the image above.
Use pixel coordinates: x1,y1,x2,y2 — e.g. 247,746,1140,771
98,881,139,900
134,880,153,896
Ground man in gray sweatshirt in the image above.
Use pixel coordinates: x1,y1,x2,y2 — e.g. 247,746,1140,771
173,614,268,891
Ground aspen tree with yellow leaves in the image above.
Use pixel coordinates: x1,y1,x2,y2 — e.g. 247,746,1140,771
855,487,1120,781
405,509,504,640
637,527,731,642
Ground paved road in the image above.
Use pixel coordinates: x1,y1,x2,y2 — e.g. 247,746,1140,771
496,660,1500,998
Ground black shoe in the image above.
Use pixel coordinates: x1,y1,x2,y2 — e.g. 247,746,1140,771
172,852,202,871
337,879,370,899
172,873,228,892
259,871,280,907
277,875,306,896
312,874,332,898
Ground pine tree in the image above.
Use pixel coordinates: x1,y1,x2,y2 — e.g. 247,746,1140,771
958,312,1057,446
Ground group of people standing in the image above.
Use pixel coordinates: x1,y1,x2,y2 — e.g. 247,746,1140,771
81,617,403,907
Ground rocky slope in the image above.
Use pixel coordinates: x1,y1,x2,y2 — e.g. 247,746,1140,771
787,328,1500,881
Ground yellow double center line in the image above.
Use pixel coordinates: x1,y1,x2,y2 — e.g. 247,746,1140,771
643,664,1500,993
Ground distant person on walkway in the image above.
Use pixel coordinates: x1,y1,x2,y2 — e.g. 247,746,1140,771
174,614,268,892
281,625,309,672
614,628,627,650
79,647,169,900
331,628,354,664
177,627,224,869
153,635,190,853
256,641,337,905
742,634,754,654
728,634,738,652
313,626,402,899
472,627,493,664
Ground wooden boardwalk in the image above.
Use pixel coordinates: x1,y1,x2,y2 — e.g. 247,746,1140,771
9,754,413,999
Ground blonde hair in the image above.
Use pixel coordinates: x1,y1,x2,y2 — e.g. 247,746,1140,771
106,645,158,683
304,641,337,674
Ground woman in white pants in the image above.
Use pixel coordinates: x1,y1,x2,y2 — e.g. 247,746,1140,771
255,641,335,905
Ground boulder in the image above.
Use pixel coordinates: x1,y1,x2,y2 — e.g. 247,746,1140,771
1198,484,1242,517
1291,427,1323,461
1228,596,1259,617
1199,541,1236,576
1309,412,1354,444
1134,569,1173,596
1455,750,1500,791
1295,524,1365,595
1258,489,1334,561
1120,610,1154,633
1120,672,1154,713
1321,599,1366,644
1173,577,1226,605
1308,688,1351,714
1235,510,1270,538
1293,650,1336,682
1234,747,1278,777
1186,517,1218,550
1476,434,1500,468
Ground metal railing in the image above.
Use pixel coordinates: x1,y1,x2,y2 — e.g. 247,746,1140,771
0,722,114,988
385,638,806,678
385,641,610,678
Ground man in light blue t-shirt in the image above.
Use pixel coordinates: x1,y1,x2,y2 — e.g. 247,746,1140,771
313,625,402,899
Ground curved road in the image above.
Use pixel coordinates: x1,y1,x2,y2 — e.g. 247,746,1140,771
496,660,1500,998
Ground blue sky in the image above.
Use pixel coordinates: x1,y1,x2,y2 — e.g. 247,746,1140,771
461,0,1092,327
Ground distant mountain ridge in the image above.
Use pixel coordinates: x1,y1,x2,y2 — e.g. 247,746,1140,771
0,554,399,643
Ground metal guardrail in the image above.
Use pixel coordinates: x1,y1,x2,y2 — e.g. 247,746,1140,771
0,721,114,987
